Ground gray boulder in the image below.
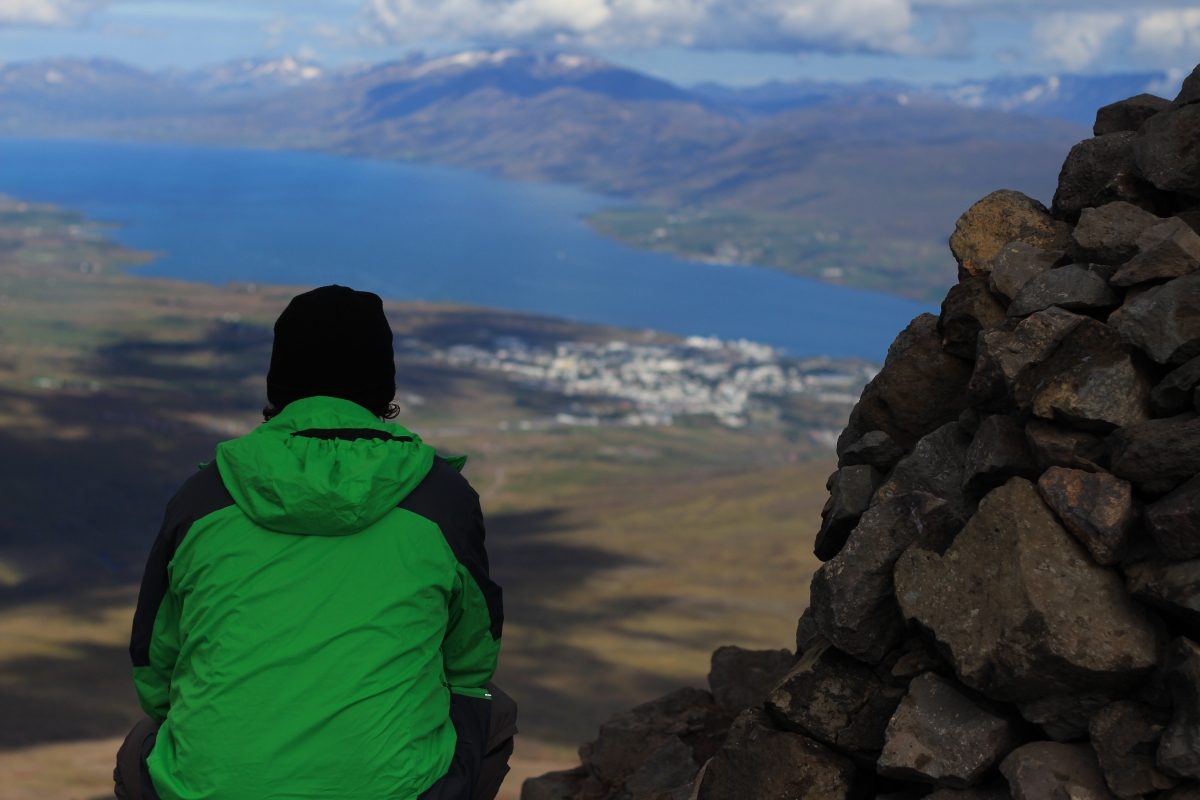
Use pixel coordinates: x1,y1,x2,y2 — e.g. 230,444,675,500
1111,218,1200,287
963,415,1037,496
692,709,857,800
1111,272,1200,366
766,639,903,754
1094,93,1172,135
811,493,960,664
1153,357,1200,417
1054,132,1154,219
926,789,1012,800
706,646,794,714
1036,467,1135,566
894,478,1160,704
1177,66,1200,106
1161,786,1200,800
939,277,1008,360
838,430,905,472
623,737,699,800
1016,693,1113,742
950,190,1071,279
814,465,883,561
1126,560,1200,637
875,422,973,523
1000,742,1117,800
520,767,599,800
969,307,1085,405
1089,700,1176,799
1071,201,1161,265
1025,420,1106,473
838,314,973,453
1012,317,1151,430
795,606,823,656
1134,104,1200,198
1147,475,1200,560
1109,413,1200,495
887,639,947,682
1006,264,1119,318
988,242,1062,301
579,688,729,795
1159,638,1200,780
878,672,1021,788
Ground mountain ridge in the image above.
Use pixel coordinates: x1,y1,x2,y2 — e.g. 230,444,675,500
0,50,1133,299
1,50,1176,123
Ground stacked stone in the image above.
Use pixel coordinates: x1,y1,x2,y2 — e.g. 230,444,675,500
524,66,1200,800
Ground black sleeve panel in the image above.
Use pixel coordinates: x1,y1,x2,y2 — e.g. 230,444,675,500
130,463,235,667
399,457,503,640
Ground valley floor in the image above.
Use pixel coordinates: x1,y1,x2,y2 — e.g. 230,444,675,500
0,199,832,797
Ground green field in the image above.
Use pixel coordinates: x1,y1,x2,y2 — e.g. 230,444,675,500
0,199,833,798
588,206,954,303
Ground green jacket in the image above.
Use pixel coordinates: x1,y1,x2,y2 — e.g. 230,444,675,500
129,396,503,799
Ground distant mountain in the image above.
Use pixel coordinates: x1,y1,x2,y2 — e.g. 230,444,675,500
0,57,187,119
928,71,1178,127
694,70,1180,129
178,56,326,96
357,50,694,113
691,78,910,117
0,50,1104,298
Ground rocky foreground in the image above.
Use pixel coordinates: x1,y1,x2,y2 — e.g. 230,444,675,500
523,66,1200,800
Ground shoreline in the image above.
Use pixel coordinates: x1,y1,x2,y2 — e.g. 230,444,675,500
0,131,945,305
0,136,928,361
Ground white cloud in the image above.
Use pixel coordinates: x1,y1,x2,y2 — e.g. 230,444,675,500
357,0,1200,64
1132,9,1200,69
1031,11,1125,71
264,14,295,48
910,0,1199,10
0,0,105,26
360,0,944,56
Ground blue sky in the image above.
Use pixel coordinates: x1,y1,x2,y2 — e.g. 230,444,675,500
1,1,1198,86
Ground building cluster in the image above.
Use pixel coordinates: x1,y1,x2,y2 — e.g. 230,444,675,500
410,334,876,429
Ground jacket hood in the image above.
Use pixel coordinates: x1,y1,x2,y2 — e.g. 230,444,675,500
215,396,436,536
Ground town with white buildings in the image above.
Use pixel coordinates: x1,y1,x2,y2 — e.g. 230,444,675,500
405,334,876,430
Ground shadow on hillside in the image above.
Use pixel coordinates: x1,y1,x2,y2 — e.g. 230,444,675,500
470,508,681,744
0,641,141,748
487,509,694,745
0,388,228,593
0,319,443,591
92,320,272,384
0,505,662,750
0,321,688,752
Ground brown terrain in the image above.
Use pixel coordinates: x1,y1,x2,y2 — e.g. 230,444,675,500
0,199,833,798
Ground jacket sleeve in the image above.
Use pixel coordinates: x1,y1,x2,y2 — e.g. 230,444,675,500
129,465,234,722
442,495,502,698
399,456,505,792
129,500,186,721
439,493,503,796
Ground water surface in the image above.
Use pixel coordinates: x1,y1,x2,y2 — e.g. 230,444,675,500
0,138,933,359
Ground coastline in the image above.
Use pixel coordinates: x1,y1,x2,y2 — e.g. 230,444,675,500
0,136,930,361
0,130,948,305
0,194,834,800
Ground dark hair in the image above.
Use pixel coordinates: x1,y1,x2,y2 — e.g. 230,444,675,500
262,400,400,422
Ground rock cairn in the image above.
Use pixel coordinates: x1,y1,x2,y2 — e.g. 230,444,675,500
523,67,1200,800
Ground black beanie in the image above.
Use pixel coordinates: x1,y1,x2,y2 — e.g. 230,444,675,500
266,285,396,415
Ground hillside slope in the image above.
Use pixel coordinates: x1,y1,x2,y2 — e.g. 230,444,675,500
0,51,1091,299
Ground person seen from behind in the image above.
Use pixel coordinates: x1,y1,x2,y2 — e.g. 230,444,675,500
114,284,515,799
